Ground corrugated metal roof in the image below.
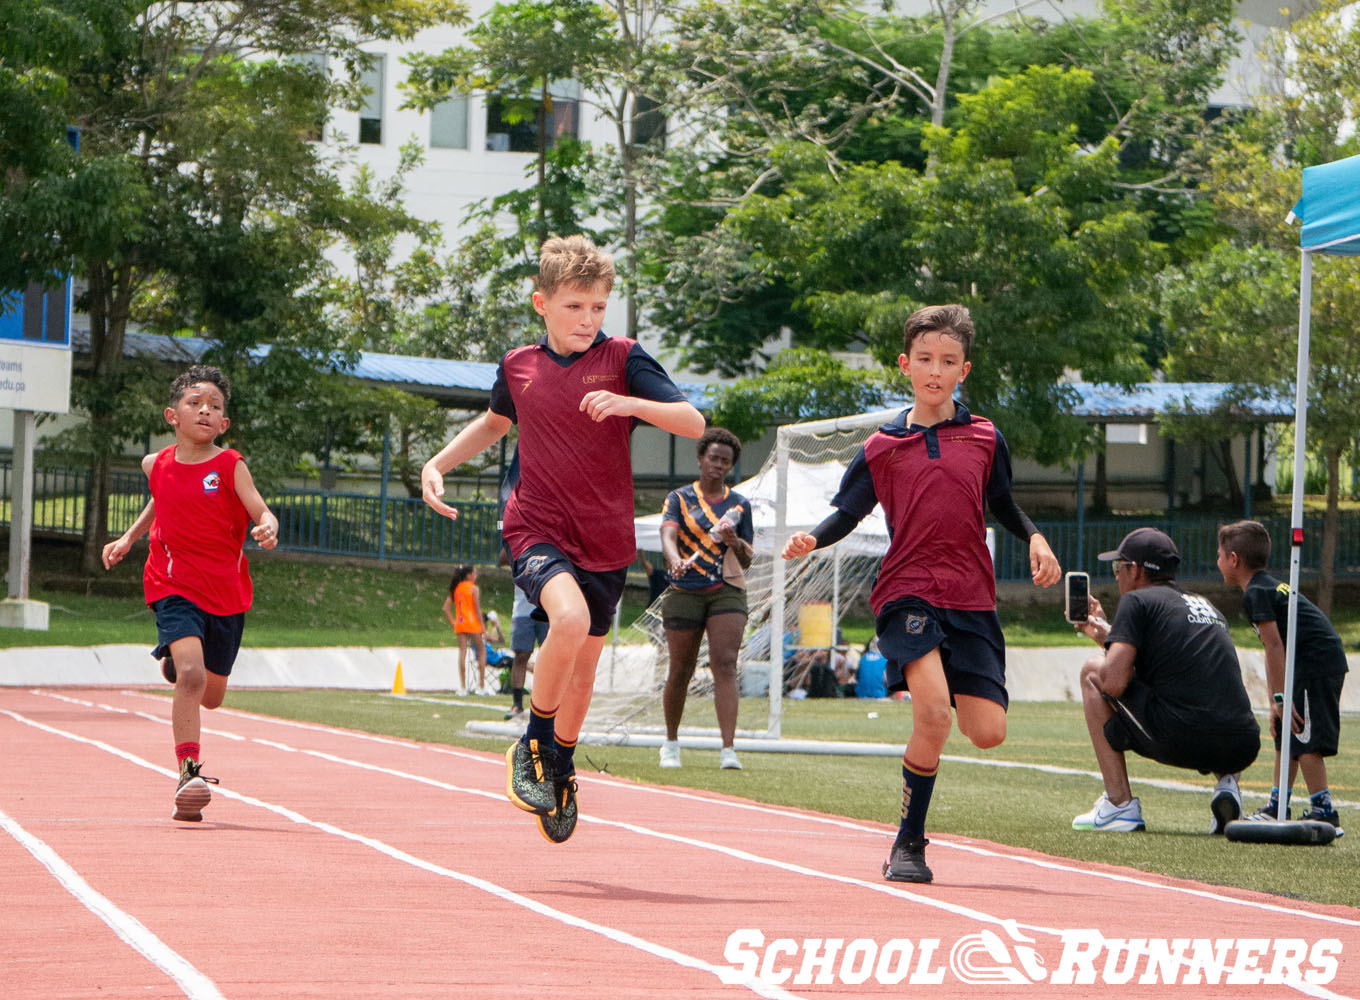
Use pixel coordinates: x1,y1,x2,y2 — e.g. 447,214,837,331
73,329,717,410
1067,381,1293,421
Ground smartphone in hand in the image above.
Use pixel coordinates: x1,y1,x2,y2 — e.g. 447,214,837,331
1064,571,1090,624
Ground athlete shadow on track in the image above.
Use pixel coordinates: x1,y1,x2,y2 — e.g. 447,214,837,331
535,879,767,906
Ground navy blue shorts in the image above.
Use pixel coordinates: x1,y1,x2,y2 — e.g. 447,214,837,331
512,543,627,637
151,594,245,677
875,596,1009,709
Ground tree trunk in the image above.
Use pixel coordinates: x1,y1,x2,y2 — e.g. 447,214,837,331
1214,439,1244,510
1319,445,1340,614
1093,434,1108,513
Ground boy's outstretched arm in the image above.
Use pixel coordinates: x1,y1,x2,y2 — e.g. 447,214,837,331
102,500,156,569
421,409,512,520
234,460,279,550
580,392,705,439
782,509,860,560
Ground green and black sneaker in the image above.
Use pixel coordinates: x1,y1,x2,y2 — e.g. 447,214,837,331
505,738,558,815
537,774,579,844
172,758,218,822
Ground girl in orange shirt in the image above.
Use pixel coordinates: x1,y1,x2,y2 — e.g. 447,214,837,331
443,565,486,695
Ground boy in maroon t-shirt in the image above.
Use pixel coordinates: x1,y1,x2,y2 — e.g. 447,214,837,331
422,235,704,843
103,365,279,822
783,304,1060,883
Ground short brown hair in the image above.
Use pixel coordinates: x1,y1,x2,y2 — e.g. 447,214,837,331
1218,519,1271,571
903,304,975,358
698,426,742,464
169,365,230,407
537,235,615,297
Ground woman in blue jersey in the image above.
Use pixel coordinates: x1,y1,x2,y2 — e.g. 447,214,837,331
658,427,755,770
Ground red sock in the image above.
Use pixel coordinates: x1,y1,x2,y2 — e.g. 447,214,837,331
175,742,200,765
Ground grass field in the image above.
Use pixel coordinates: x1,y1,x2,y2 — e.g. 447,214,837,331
214,686,1359,909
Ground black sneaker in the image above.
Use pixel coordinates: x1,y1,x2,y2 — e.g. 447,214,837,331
161,657,176,684
1301,805,1345,837
1245,803,1290,821
505,738,558,815
173,759,218,822
537,773,579,844
883,837,933,884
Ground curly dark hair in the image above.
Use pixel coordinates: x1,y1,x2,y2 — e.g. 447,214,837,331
169,365,231,406
697,426,742,464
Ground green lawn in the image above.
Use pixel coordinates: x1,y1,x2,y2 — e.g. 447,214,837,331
217,688,1359,909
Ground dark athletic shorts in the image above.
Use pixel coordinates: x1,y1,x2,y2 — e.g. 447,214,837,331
151,594,245,677
661,583,748,631
510,614,550,653
512,543,627,637
1272,673,1345,758
1103,677,1260,775
875,596,1009,710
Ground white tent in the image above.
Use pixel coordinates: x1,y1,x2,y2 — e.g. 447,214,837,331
634,459,890,557
1280,154,1360,819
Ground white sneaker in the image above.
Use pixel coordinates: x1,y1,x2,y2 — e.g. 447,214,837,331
659,741,682,769
719,746,743,770
1072,793,1146,832
1209,774,1243,835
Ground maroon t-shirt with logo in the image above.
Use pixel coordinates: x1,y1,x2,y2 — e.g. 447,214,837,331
491,332,685,572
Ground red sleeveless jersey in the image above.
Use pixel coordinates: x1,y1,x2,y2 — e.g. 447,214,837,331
143,446,254,615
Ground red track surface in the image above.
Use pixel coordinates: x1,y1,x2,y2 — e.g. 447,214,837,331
3,686,1358,999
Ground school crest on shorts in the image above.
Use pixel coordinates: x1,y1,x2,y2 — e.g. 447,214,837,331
201,472,220,495
905,614,926,635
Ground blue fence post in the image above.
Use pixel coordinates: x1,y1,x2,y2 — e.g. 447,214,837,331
378,428,390,561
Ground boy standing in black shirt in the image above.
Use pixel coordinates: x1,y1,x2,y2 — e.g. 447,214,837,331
1218,520,1346,832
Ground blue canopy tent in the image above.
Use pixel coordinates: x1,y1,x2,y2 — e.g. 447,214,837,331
1280,153,1360,819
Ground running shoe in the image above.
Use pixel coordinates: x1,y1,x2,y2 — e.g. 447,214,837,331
882,837,933,883
505,738,558,815
659,741,681,769
1209,775,1243,835
1301,805,1345,837
537,773,579,844
161,657,176,685
1072,793,1145,832
719,746,743,770
172,759,218,822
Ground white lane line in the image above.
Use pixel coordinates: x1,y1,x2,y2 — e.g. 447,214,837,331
0,803,224,1000
94,690,1360,931
0,706,804,1000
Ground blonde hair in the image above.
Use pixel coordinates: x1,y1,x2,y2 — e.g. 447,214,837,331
537,235,615,297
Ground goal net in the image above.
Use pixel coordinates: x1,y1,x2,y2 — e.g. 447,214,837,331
576,406,902,744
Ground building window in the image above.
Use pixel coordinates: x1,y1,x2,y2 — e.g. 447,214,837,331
633,95,666,147
485,81,580,152
430,94,469,149
359,56,384,145
296,52,327,142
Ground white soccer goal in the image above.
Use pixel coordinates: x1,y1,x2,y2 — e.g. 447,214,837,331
577,406,901,745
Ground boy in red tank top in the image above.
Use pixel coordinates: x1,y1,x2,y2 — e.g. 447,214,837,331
102,365,279,822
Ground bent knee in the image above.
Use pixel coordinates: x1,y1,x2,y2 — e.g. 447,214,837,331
963,720,1006,749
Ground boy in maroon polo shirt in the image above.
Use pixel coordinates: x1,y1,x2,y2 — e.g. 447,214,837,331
102,365,279,822
422,235,704,843
783,304,1060,883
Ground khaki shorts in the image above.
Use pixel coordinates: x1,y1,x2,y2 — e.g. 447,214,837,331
661,583,748,631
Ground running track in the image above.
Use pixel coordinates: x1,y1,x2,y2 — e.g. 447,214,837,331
3,687,1358,999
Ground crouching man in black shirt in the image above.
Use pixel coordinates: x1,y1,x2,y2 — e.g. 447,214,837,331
1071,527,1260,835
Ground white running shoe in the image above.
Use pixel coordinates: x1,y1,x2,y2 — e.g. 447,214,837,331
1209,774,1243,835
719,746,743,770
659,741,682,769
1072,793,1146,832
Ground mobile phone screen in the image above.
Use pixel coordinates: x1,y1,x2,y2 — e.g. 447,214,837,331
1065,572,1089,624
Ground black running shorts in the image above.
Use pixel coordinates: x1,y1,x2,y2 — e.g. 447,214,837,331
512,543,628,637
151,594,245,677
874,596,1009,709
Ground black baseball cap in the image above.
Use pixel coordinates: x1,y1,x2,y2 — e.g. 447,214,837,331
1097,527,1181,573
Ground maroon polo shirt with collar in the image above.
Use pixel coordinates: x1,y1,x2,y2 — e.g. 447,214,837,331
831,404,1016,614
490,331,686,572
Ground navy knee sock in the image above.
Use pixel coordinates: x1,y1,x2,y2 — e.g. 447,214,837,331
895,757,938,844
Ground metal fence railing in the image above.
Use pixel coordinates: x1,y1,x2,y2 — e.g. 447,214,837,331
9,460,1360,577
